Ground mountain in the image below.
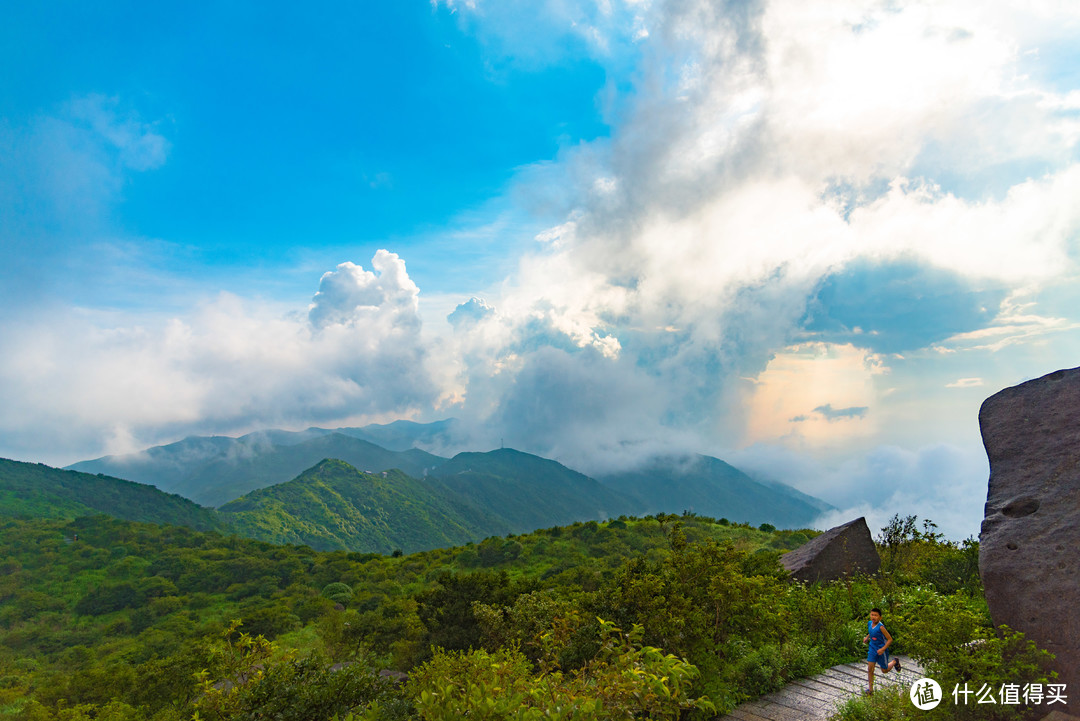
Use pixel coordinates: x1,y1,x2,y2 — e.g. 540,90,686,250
336,419,462,452
217,458,510,552
596,454,831,528
0,457,225,532
428,448,639,532
68,432,447,507
61,420,833,545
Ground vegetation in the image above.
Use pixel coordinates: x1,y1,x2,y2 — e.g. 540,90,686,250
428,449,639,532
218,459,510,553
0,503,1052,721
829,515,1056,721
597,454,830,529
0,458,224,532
71,432,447,508
68,438,828,542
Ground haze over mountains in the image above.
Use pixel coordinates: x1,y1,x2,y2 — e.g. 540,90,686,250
14,419,839,553
67,425,447,507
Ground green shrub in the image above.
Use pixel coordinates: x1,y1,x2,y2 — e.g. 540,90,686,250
407,620,714,720
321,581,354,605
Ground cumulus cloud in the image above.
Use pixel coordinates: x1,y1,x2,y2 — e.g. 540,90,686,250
447,297,497,329
0,252,437,465
309,250,420,330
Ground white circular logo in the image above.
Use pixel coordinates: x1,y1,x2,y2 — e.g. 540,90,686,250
909,678,942,710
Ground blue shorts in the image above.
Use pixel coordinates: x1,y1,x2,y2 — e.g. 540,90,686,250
867,647,889,670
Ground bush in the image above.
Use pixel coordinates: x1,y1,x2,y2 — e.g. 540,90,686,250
407,620,714,720
727,640,825,699
322,582,354,605
73,582,141,616
240,605,301,640
194,653,408,721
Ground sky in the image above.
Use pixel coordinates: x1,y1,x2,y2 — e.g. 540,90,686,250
3,0,1080,539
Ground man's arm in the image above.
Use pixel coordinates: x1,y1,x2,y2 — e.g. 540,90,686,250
879,626,893,653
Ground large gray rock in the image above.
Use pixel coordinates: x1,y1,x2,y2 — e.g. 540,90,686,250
980,366,1080,705
1039,712,1080,721
781,517,880,583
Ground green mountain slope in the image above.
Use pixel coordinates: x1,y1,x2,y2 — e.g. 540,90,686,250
0,457,225,532
217,459,510,552
597,454,831,528
69,433,447,507
428,448,639,533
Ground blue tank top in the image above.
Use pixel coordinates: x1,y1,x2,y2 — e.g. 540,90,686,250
868,620,887,649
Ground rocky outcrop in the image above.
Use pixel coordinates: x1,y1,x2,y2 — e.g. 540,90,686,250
1039,712,1080,721
980,366,1080,706
780,517,880,583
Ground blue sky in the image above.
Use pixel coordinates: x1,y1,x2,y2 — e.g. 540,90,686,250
1,2,610,306
3,0,1080,538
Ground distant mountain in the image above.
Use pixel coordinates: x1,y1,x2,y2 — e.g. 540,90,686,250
0,457,225,532
334,418,462,452
428,448,639,532
596,454,831,528
218,459,510,553
61,419,834,549
68,433,446,507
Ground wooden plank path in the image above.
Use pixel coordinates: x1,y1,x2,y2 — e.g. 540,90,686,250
716,656,924,721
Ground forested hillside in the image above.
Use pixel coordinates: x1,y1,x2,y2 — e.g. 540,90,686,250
597,453,832,527
217,459,510,552
428,448,640,531
0,458,225,532
0,511,1048,720
69,433,446,507
66,424,829,532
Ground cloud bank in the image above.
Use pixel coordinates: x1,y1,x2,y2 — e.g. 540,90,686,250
0,252,438,463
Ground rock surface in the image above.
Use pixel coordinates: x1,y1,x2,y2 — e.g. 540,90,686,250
1040,712,1080,721
780,517,880,583
980,366,1080,707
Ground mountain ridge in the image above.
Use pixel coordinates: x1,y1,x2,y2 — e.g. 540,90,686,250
52,421,832,551
68,432,447,507
0,457,226,532
217,458,510,552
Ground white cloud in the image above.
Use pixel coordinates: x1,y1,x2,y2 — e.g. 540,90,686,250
67,94,170,172
0,252,437,465
309,250,420,330
0,95,173,305
423,0,1080,499
431,0,653,66
730,441,990,539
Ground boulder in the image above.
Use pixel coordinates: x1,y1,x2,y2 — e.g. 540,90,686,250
1039,712,1080,721
980,366,1080,706
780,517,880,583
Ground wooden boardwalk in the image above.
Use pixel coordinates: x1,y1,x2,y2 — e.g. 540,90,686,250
717,656,924,721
